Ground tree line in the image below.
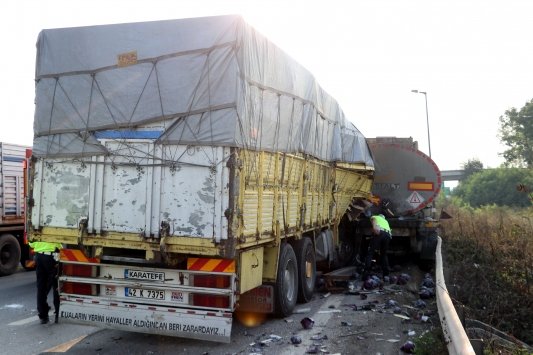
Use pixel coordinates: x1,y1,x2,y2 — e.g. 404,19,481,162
451,98,533,207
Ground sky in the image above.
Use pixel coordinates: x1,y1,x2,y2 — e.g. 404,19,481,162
1,0,532,171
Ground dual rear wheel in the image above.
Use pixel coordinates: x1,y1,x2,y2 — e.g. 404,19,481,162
274,237,316,317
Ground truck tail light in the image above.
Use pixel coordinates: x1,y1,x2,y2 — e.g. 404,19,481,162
61,282,97,296
192,294,230,308
61,264,98,296
62,264,96,277
191,274,231,308
193,274,230,289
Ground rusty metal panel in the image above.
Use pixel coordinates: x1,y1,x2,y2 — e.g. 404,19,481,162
33,160,91,228
159,145,228,239
32,143,229,241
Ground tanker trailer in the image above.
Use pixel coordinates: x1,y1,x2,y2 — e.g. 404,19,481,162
362,137,441,268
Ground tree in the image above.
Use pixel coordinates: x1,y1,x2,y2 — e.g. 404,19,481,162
498,98,533,168
461,158,483,179
453,168,533,207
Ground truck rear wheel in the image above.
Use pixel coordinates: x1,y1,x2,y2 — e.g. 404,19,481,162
294,237,316,303
274,243,298,317
0,234,21,276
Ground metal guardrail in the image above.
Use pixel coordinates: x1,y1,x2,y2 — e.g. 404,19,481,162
435,236,476,355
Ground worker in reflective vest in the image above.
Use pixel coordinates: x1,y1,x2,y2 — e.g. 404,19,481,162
364,214,392,280
28,241,62,324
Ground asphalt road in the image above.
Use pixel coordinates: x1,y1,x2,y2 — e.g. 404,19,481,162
0,263,437,354
0,266,98,355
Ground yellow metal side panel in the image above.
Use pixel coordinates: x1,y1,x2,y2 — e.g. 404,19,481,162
261,191,274,234
239,247,264,293
334,167,373,220
287,191,299,227
262,244,279,281
242,190,258,235
261,153,278,185
238,149,373,242
305,194,314,225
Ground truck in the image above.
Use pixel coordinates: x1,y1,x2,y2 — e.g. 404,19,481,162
0,142,33,276
361,137,441,268
28,15,375,342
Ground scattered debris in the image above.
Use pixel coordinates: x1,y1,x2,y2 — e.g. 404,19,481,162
317,309,341,314
310,334,328,341
364,276,382,290
258,334,284,346
393,314,410,320
341,321,352,326
419,286,435,299
269,334,282,341
396,273,411,285
400,340,416,353
290,335,302,344
306,345,320,354
300,317,315,329
384,299,399,309
422,273,435,288
338,331,367,338
414,299,427,309
321,292,331,298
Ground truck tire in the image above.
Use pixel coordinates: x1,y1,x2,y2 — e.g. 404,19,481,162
274,243,298,317
294,237,316,303
0,234,21,276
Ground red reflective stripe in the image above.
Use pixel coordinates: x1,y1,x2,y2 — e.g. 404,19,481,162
213,259,234,272
188,258,210,271
60,249,99,263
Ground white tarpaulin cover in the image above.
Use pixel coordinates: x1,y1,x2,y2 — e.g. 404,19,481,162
34,15,373,166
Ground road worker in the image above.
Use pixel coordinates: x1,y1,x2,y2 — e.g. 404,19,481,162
28,240,62,324
363,213,392,280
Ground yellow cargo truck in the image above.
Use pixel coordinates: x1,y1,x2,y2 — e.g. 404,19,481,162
29,15,374,342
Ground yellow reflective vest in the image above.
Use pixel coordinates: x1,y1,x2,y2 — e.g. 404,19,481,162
28,241,62,253
371,214,391,234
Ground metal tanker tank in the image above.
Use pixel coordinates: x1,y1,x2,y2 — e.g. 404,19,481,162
364,137,442,266
367,137,441,218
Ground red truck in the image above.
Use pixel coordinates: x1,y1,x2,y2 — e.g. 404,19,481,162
0,142,33,276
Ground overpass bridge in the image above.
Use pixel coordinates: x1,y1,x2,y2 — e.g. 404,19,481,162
441,170,465,181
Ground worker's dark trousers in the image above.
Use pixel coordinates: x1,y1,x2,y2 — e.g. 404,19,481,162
364,231,392,277
35,253,59,320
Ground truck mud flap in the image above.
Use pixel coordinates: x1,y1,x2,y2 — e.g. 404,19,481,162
59,298,232,343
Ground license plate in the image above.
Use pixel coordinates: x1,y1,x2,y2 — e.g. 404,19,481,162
125,287,165,300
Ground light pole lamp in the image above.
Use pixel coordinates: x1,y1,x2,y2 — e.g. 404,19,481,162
411,89,432,158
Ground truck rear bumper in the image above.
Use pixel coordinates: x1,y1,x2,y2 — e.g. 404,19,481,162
59,297,233,343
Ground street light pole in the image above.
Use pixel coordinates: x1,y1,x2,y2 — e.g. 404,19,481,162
411,89,432,158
